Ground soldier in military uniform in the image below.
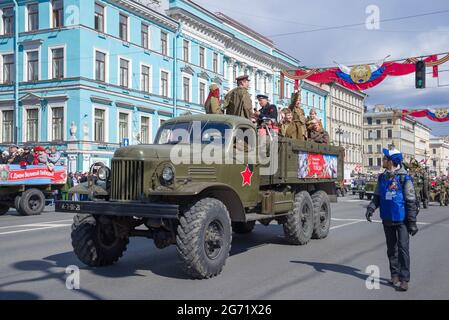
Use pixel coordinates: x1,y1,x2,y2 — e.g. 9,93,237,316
255,94,278,123
288,91,307,141
204,84,222,114
224,75,254,120
439,176,448,206
279,108,300,140
307,119,329,144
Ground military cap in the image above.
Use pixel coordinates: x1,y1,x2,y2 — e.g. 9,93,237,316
236,75,250,82
256,94,269,100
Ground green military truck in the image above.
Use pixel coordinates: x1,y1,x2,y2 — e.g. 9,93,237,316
356,175,377,200
56,115,344,279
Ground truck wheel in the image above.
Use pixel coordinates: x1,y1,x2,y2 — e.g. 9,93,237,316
71,214,129,267
312,191,331,239
283,191,314,245
18,189,46,216
0,204,9,216
232,221,256,234
176,198,232,279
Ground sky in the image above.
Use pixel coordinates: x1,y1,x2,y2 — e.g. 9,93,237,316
192,0,449,136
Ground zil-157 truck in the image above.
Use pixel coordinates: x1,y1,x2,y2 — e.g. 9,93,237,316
1,164,67,216
56,115,344,279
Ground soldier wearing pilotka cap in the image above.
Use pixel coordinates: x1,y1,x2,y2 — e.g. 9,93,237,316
223,75,254,120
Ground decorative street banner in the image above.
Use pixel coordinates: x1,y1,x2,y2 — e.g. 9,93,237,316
298,152,338,179
400,108,449,122
0,165,67,185
281,53,449,92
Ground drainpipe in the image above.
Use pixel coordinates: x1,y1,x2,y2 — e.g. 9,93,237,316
13,0,19,144
172,27,180,118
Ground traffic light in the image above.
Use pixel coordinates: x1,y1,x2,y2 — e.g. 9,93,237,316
415,60,426,89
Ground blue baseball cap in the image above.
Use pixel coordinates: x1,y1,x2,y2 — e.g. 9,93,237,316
383,148,403,166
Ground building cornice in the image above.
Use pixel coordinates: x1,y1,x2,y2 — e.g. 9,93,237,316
167,7,298,71
109,0,179,31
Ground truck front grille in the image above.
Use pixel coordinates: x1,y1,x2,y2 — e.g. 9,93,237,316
111,160,144,201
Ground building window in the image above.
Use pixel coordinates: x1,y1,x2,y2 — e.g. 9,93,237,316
254,73,258,91
387,129,392,139
119,113,128,142
26,109,39,142
161,32,168,56
183,77,190,102
2,7,14,35
199,82,206,105
51,107,64,141
119,58,129,88
141,23,149,49
377,158,382,167
119,14,128,41
141,65,150,93
51,48,64,79
1,110,13,143
233,66,237,83
376,119,381,125
27,3,39,32
27,51,39,82
264,76,267,94
377,144,381,154
161,71,168,97
368,145,373,154
199,47,205,68
367,117,372,125
94,109,105,142
183,40,189,62
52,0,63,28
369,158,373,167
2,54,14,84
94,3,105,32
387,119,392,124
376,130,381,139
140,116,150,144
95,51,106,82
213,53,218,73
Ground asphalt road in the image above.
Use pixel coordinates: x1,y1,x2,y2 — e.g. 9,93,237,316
1,196,449,300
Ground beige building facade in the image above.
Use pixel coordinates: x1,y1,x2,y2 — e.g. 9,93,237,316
324,83,366,178
429,136,449,176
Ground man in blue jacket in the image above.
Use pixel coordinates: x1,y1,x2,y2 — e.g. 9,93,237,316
366,147,418,292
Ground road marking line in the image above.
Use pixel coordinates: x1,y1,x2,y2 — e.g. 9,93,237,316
0,224,71,236
0,219,73,230
330,221,362,230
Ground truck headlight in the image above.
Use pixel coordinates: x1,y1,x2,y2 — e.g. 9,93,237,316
162,166,174,184
98,166,110,181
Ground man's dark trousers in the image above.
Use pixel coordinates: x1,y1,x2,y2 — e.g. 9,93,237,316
383,223,410,282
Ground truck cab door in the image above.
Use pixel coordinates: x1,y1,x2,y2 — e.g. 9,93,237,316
224,125,260,207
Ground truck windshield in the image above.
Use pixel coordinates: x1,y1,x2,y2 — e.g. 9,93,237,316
155,121,231,145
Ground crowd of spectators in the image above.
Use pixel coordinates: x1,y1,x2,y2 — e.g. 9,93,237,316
0,144,63,171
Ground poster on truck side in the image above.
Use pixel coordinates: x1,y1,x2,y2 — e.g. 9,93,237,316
0,165,67,185
298,152,338,179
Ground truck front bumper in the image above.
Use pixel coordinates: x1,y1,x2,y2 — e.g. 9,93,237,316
55,200,179,219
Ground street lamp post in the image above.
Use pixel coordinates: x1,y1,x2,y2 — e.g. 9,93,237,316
336,125,344,147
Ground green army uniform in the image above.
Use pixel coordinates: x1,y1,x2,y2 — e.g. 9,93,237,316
224,87,253,119
280,121,300,140
288,91,307,141
204,84,223,114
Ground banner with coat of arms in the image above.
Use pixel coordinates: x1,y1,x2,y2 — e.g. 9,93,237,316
280,53,449,93
400,108,449,122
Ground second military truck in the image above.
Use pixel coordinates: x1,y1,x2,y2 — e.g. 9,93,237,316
56,115,344,279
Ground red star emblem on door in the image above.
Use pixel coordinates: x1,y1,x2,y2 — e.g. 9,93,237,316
241,165,253,187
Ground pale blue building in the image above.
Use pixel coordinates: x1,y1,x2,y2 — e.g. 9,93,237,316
0,0,327,172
